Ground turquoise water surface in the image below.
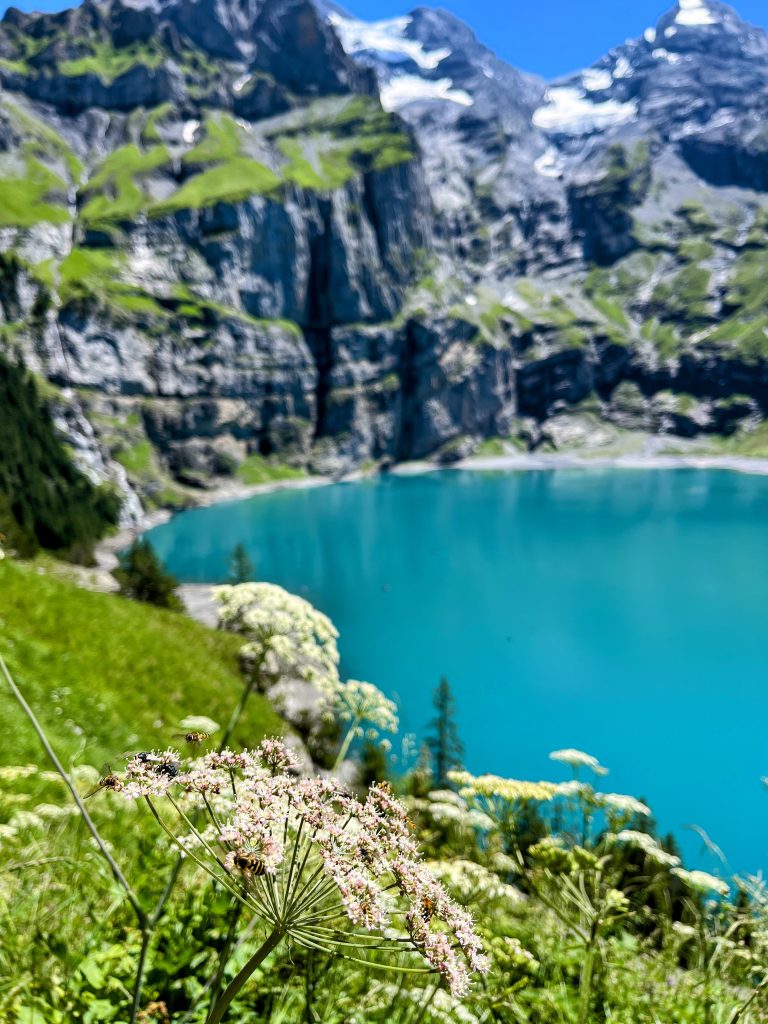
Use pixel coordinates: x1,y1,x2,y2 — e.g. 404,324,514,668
146,468,768,875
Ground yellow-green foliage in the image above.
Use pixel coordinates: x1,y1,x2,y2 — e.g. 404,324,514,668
4,98,83,181
642,317,682,360
705,252,768,361
183,113,241,165
281,98,413,184
153,157,281,216
58,247,163,316
59,39,164,82
140,102,174,144
236,454,306,486
113,439,157,478
80,143,170,224
0,158,69,227
0,559,283,767
652,264,711,323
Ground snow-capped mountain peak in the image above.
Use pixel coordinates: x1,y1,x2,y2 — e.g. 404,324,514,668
675,0,719,27
328,12,451,71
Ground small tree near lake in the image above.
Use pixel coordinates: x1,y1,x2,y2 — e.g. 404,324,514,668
115,538,183,611
426,675,464,789
229,542,254,583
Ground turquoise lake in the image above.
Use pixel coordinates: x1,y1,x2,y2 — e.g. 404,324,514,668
146,468,768,875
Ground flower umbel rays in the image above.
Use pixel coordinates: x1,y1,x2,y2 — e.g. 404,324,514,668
120,738,487,1018
549,748,609,777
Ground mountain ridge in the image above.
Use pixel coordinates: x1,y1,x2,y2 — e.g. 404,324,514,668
2,0,768,517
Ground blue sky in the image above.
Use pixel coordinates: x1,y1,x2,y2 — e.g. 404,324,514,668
3,0,767,78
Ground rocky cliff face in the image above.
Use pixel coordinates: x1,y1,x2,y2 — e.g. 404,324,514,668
3,0,768,517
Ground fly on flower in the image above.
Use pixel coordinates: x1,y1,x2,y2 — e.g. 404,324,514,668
84,764,122,799
420,896,436,923
232,851,268,878
118,737,488,1020
173,731,211,746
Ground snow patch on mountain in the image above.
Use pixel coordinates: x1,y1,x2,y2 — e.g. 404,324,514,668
182,119,199,143
676,0,718,27
329,12,450,70
534,147,565,178
380,75,473,110
582,69,612,91
533,87,637,135
653,48,682,63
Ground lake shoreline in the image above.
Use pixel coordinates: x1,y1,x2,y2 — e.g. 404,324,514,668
97,451,768,578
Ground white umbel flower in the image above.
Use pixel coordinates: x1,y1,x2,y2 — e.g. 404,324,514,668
549,749,609,776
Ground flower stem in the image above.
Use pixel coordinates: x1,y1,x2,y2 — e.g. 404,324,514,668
0,652,146,927
333,716,361,771
206,927,284,1024
729,974,768,1024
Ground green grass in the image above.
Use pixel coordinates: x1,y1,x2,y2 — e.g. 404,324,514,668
167,285,303,335
448,296,517,347
722,252,768,317
275,97,413,191
475,437,506,456
0,559,284,767
678,238,714,263
701,420,768,457
151,158,281,216
0,57,26,73
58,247,165,318
677,200,716,234
0,158,69,227
236,455,306,486
651,264,711,324
140,102,174,144
113,440,155,477
642,318,682,360
591,294,629,329
4,99,84,181
59,39,164,83
183,114,241,166
80,143,170,224
704,252,768,361
92,141,169,187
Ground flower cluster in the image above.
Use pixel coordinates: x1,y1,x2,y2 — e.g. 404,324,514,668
430,858,524,909
672,867,730,897
595,793,651,818
120,739,487,996
318,677,399,735
450,771,557,804
549,748,609,776
214,583,340,684
122,749,182,799
614,830,681,868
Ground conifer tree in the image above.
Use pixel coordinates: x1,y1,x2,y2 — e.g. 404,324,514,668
426,676,464,789
0,354,120,562
229,542,254,583
115,538,183,611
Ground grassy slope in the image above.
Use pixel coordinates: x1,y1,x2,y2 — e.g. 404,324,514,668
0,559,283,768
